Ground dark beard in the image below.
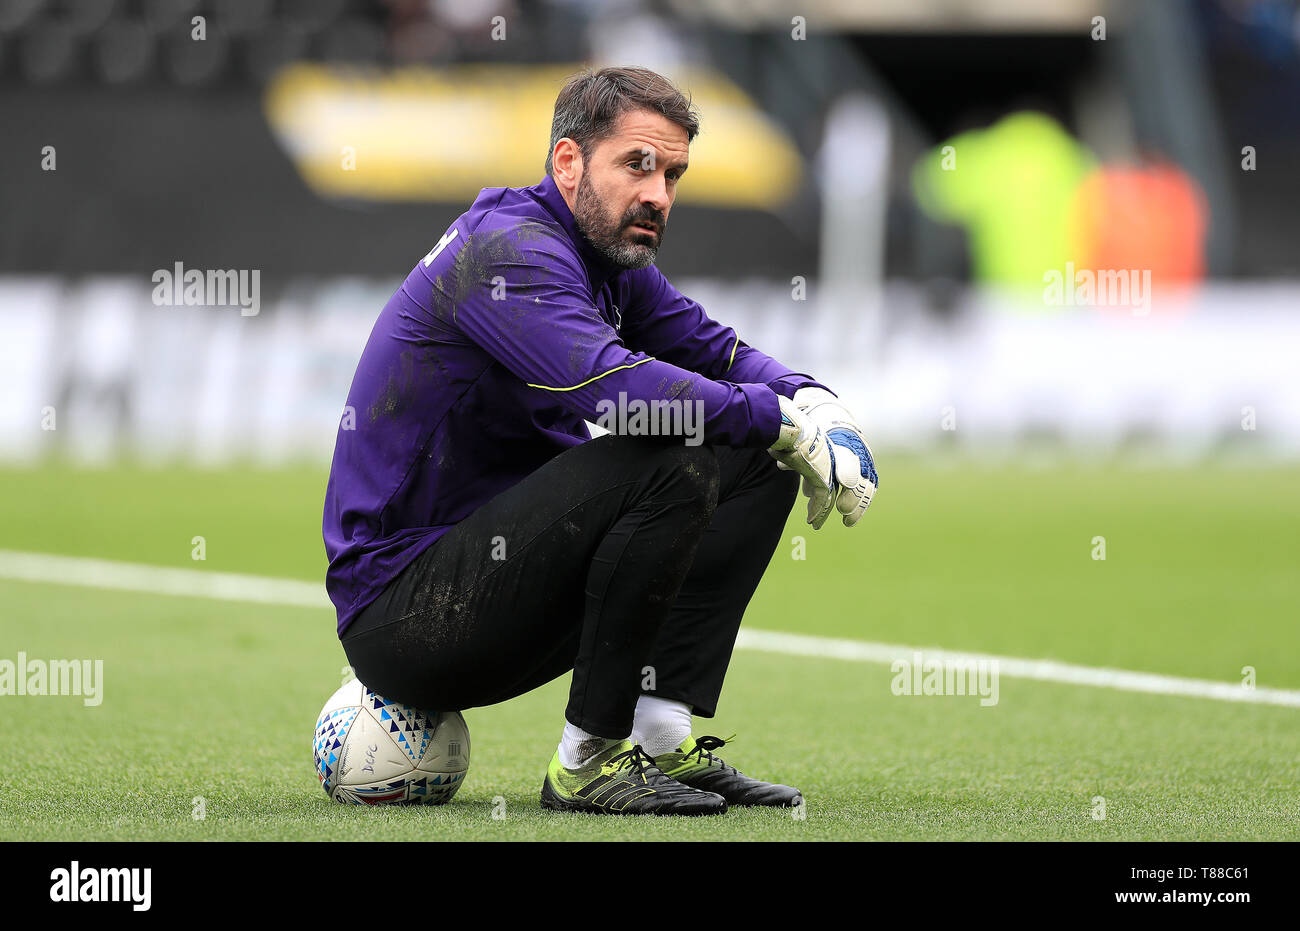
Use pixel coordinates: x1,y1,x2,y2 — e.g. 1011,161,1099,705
572,173,665,270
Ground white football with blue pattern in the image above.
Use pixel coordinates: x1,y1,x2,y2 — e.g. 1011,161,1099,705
312,678,470,805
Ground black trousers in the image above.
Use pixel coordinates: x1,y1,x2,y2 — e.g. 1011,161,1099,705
341,434,798,738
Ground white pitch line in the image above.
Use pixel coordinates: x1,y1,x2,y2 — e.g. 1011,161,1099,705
0,548,328,610
2,548,1297,709
735,630,1300,709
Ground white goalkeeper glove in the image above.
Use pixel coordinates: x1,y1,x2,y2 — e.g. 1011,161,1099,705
791,386,879,527
768,395,838,529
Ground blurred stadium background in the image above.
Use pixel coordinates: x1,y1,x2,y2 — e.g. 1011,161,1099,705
2,0,1298,464
2,0,1299,841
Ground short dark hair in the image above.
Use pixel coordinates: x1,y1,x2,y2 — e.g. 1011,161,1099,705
545,66,700,175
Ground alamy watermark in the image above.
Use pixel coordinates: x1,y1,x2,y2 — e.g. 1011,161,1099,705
890,651,999,706
0,652,103,706
594,391,705,446
49,861,150,911
1043,263,1152,313
152,261,260,316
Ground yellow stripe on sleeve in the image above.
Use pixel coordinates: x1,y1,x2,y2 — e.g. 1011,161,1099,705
524,356,656,392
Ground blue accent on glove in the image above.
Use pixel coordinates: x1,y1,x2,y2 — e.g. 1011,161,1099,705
826,428,878,487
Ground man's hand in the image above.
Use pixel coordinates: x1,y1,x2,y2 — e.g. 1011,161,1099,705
792,387,879,527
768,395,838,529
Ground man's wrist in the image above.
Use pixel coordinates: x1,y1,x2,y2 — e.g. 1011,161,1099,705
748,384,787,449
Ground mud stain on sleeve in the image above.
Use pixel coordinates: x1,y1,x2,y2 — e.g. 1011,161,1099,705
431,222,558,327
666,378,696,400
368,349,418,423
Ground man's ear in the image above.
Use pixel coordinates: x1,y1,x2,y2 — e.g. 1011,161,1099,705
551,138,583,202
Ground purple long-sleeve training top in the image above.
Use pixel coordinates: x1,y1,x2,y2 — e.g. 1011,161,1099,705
323,173,825,635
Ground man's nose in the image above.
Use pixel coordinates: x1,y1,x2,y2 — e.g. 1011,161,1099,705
640,176,670,213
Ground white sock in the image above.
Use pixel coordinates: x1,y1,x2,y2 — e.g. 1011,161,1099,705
557,722,623,770
631,696,692,756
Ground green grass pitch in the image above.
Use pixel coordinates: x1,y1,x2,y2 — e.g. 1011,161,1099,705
1,459,1297,841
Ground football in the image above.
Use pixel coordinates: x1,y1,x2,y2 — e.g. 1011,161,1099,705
312,678,470,805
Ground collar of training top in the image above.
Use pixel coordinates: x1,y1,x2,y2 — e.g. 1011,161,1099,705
528,172,626,292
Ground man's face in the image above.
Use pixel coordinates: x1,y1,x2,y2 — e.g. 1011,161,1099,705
570,109,690,270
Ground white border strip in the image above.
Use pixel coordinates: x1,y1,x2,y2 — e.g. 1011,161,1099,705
2,549,1296,709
